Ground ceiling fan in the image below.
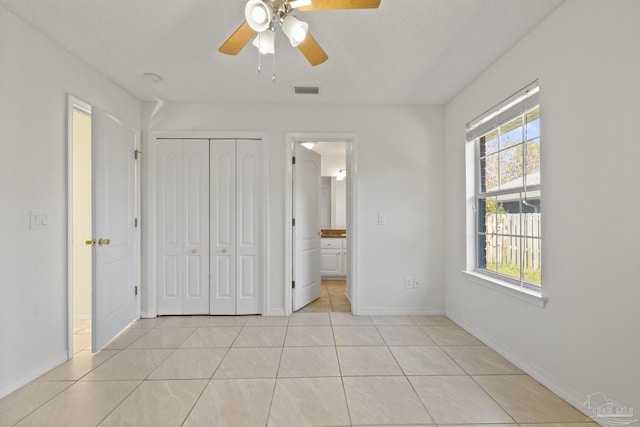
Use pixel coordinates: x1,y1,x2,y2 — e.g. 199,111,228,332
219,0,381,66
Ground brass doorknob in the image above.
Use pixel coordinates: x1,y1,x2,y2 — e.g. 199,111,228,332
221,248,228,253
85,239,96,246
98,238,110,246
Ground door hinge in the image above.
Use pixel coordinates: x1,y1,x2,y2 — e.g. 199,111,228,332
134,149,142,160
292,218,295,227
292,281,295,289
134,286,138,296
134,218,138,228
292,156,296,165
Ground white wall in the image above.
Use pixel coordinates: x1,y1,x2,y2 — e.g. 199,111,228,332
320,154,346,228
444,0,640,415
142,102,445,316
333,178,346,229
0,6,141,397
320,154,346,177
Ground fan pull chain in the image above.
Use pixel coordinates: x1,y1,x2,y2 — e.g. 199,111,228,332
272,49,276,83
257,40,262,74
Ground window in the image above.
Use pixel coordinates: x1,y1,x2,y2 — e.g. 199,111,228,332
467,81,541,290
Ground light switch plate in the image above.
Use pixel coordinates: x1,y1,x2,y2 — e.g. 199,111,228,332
30,210,50,230
378,213,387,225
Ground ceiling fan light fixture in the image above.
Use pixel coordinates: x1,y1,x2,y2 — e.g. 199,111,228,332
281,15,308,47
252,29,276,54
245,0,272,32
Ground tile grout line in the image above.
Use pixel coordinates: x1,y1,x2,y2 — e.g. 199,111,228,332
264,317,289,426
13,320,156,425
95,320,186,425
333,322,354,427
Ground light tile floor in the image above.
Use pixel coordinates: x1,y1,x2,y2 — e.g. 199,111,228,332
0,313,595,427
73,318,92,354
298,279,351,312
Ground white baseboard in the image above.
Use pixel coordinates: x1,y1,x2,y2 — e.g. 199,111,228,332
265,308,286,316
447,312,594,422
356,307,446,316
0,351,69,399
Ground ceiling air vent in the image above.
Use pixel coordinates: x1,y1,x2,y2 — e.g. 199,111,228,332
293,86,320,95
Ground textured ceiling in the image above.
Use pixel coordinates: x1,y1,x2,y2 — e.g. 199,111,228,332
0,0,564,105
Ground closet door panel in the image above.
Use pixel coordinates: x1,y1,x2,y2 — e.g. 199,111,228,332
236,139,263,314
210,140,237,315
182,139,210,314
161,256,180,298
157,140,183,314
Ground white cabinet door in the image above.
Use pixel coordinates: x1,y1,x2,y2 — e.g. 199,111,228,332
92,108,137,351
210,139,263,315
321,249,342,275
157,139,209,315
321,238,347,277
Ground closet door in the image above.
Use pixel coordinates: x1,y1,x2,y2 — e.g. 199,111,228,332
157,139,209,315
209,139,263,315
236,139,263,314
182,140,210,313
210,140,237,314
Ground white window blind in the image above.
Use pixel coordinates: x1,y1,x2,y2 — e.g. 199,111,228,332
466,80,539,142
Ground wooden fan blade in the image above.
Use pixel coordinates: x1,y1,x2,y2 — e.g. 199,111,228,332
219,21,256,55
298,0,381,11
298,32,328,66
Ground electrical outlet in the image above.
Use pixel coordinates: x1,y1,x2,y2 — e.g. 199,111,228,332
413,279,420,288
404,277,413,289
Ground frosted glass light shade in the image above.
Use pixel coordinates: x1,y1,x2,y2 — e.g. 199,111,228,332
245,0,272,32
252,30,276,54
281,15,308,47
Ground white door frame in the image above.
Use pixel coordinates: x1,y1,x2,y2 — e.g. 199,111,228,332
145,131,270,318
66,94,141,357
284,132,359,316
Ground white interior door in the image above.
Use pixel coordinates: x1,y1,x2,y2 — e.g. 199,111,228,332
91,109,137,351
293,144,322,311
210,139,237,315
157,139,209,315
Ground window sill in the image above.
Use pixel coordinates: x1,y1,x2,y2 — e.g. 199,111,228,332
462,270,547,308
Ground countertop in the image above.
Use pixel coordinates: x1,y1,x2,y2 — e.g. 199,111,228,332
320,229,347,238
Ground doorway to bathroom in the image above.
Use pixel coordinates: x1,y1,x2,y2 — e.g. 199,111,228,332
286,133,359,315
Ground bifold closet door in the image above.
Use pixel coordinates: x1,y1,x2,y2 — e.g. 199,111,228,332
157,139,210,315
210,139,263,315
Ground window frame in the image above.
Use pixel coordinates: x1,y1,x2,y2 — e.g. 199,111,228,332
467,81,542,293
